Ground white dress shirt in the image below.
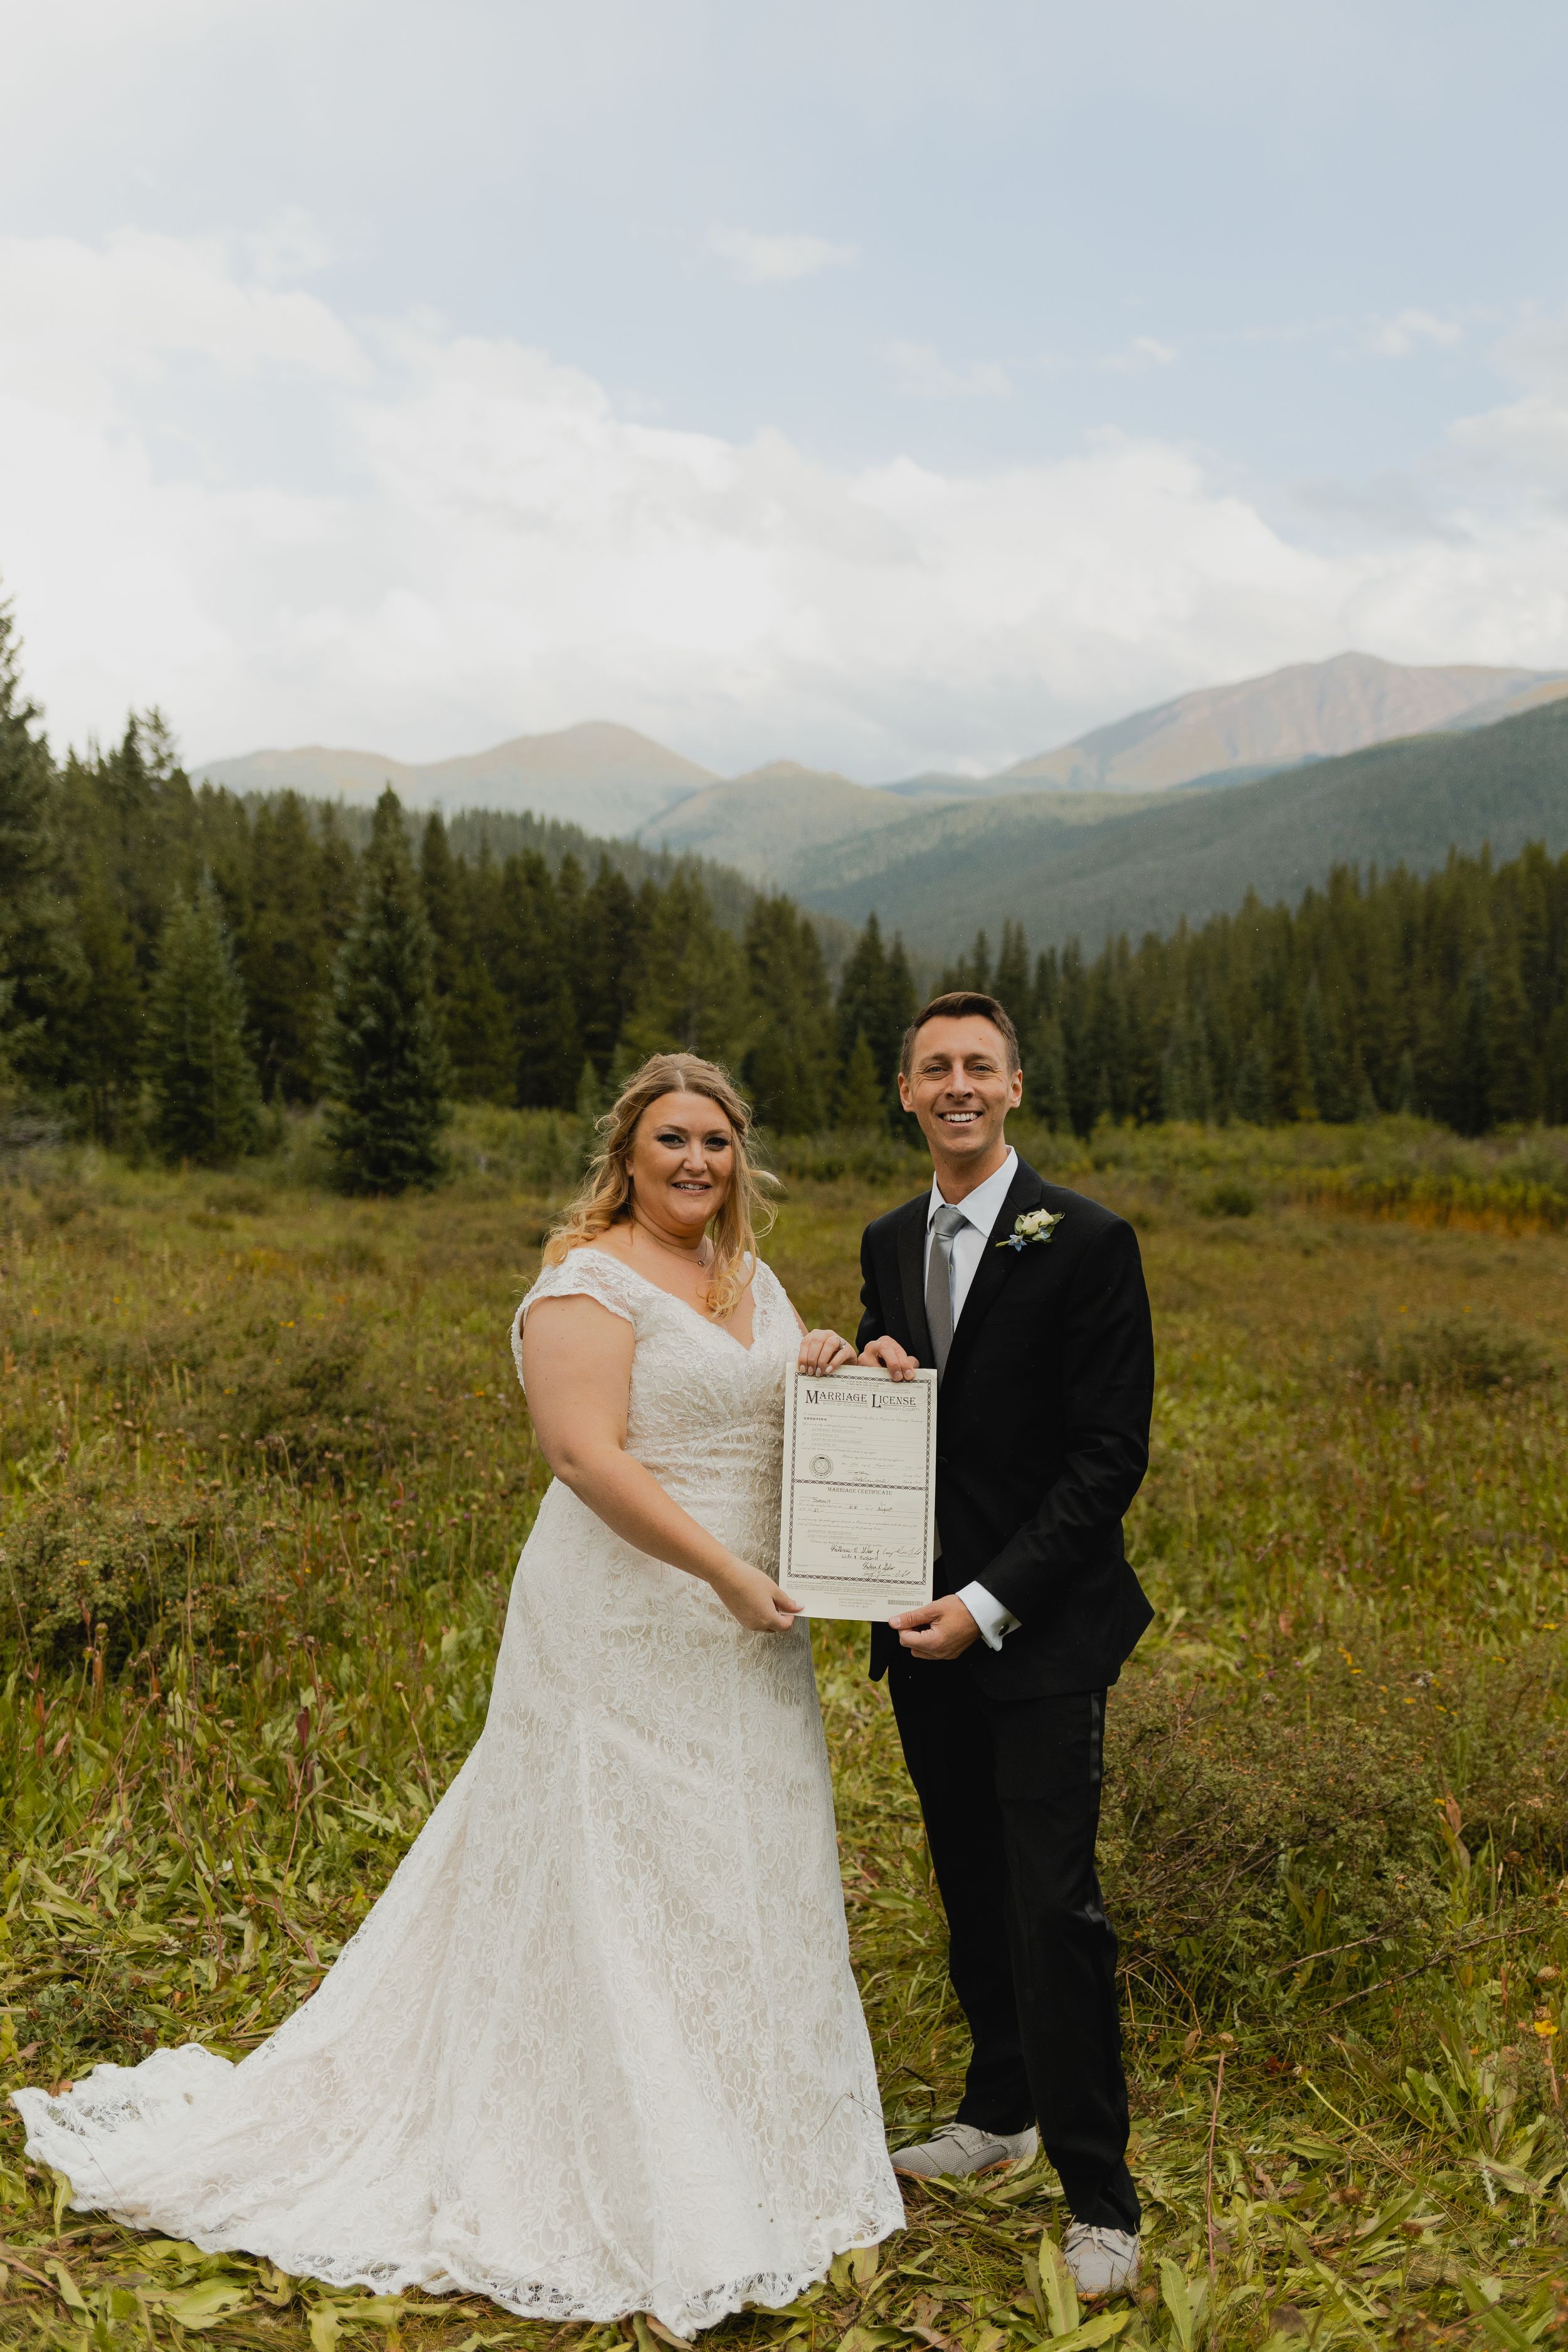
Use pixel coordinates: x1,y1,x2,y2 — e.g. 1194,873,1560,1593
923,1150,1022,1652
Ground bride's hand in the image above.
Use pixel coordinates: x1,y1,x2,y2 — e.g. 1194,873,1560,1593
797,1328,856,1375
711,1558,803,1633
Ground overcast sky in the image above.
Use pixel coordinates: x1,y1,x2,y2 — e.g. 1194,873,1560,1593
4,0,1568,778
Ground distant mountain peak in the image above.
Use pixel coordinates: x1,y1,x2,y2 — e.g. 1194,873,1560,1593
194,721,713,837
192,652,1568,888
999,651,1568,795
728,758,857,787
635,761,909,882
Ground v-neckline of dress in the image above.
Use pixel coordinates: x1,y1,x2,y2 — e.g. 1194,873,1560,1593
580,1246,760,1355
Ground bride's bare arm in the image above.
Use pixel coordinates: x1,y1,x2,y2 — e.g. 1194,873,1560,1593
520,1295,802,1633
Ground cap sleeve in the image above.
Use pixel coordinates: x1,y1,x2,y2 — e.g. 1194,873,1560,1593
751,1254,789,1315
510,1248,642,1386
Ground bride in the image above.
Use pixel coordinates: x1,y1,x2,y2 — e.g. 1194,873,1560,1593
14,1053,903,2335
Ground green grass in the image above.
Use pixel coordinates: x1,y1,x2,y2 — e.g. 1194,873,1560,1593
6,1110,1568,2348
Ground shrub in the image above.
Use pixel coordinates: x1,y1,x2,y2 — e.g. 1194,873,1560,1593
443,1105,585,1195
1353,1308,1552,1391
1103,1633,1568,2017
1196,1179,1258,1219
2,1477,280,1671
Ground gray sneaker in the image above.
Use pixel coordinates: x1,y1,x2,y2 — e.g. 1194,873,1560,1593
1063,2222,1141,2296
892,2120,1039,2180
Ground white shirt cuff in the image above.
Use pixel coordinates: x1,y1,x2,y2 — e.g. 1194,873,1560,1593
956,1581,1020,1651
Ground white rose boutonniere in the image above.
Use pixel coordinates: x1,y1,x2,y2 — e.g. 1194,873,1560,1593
997,1207,1064,1252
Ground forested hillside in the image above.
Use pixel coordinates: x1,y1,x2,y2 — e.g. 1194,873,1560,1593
0,612,912,1150
797,698,1568,951
958,844,1568,1135
6,602,1568,1155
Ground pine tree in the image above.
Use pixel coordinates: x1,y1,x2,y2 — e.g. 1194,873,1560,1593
1161,992,1222,1129
1081,958,1133,1124
146,879,262,1165
1056,941,1091,1133
445,844,517,1103
419,812,463,1000
885,933,917,1043
1159,1002,1197,1123
836,914,916,1125
320,788,450,1192
1485,945,1534,1123
578,859,647,1074
992,920,1032,1034
838,914,889,1067
66,871,142,1139
417,815,516,1101
242,792,334,1099
0,594,62,1088
1024,1013,1071,1132
500,852,581,1108
445,951,515,1102
1446,961,1493,1137
88,719,177,971
1272,983,1312,1121
554,853,589,1053
315,804,360,944
1234,1030,1274,1125
620,869,750,1072
575,1056,607,1125
1303,975,1352,1121
1542,1007,1568,1124
742,896,837,1131
837,1032,885,1132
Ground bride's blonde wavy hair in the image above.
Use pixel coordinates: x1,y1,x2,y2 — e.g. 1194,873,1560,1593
543,1054,776,1320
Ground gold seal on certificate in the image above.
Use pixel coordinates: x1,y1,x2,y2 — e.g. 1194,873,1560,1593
779,1366,938,1620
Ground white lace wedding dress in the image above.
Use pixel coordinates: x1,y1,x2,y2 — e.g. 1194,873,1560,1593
14,1248,903,2334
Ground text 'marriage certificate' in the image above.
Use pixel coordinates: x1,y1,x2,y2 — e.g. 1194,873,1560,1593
779,1366,937,1620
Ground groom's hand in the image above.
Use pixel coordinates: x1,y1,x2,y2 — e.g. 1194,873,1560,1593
859,1336,920,1382
891,1595,980,1658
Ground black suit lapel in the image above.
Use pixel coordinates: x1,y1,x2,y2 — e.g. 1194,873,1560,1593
894,1197,935,1369
941,1158,1046,1389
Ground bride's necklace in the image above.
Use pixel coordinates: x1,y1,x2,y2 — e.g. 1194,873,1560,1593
628,1210,712,1278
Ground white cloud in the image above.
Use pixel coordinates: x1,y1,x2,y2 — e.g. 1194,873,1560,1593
0,228,364,399
1370,308,1463,358
1103,335,1177,374
706,227,859,285
887,341,1013,398
4,230,1568,780
245,207,333,285
1493,306,1568,396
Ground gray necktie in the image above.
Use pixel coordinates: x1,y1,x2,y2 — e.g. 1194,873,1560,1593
925,1202,969,1380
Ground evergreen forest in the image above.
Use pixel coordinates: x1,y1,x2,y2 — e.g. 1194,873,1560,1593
6,601,1568,1179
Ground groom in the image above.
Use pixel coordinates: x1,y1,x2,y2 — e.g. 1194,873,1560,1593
856,991,1154,2298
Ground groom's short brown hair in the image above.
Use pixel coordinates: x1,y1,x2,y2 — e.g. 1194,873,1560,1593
900,990,1021,1079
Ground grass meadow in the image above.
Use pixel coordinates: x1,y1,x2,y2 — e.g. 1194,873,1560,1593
7,1109,1568,2349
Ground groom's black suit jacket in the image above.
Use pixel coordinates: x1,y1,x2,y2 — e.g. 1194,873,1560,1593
857,1157,1155,1699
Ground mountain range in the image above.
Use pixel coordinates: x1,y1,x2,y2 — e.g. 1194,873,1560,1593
196,721,716,840
194,652,1568,956
990,650,1558,792
794,698,1568,952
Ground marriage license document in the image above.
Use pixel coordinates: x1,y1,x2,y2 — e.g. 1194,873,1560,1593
778,1367,937,1620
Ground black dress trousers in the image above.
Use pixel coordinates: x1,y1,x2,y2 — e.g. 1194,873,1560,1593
887,1655,1140,2235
